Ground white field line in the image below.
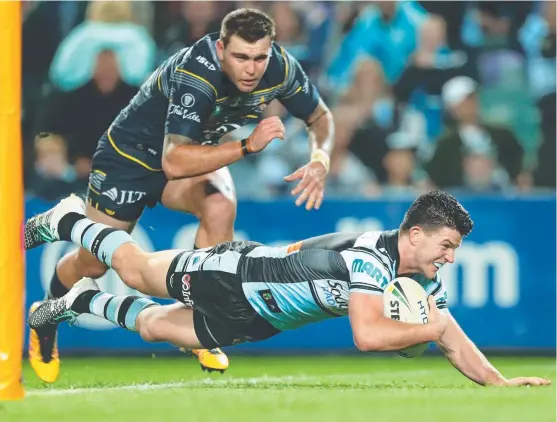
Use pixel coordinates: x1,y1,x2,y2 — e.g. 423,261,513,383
27,369,434,397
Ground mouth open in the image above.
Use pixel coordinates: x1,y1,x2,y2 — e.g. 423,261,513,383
241,79,257,86
433,262,444,270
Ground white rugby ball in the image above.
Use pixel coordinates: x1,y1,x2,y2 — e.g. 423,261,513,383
383,277,430,358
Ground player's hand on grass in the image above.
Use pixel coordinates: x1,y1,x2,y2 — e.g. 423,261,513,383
501,377,552,387
245,116,285,153
427,296,448,341
284,150,329,211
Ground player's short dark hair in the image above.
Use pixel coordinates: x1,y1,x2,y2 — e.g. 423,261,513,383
220,8,275,47
400,190,474,237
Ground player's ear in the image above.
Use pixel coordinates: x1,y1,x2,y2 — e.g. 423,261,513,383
216,39,225,61
409,226,422,246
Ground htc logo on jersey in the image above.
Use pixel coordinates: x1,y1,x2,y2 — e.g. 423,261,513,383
102,188,146,205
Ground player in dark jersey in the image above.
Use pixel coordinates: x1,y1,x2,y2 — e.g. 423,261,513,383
29,8,335,382
27,191,550,386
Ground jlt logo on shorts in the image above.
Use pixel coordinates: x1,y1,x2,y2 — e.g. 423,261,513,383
101,188,147,205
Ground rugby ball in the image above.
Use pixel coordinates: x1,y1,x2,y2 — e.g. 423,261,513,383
383,277,430,358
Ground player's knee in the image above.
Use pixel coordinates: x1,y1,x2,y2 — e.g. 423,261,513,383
200,192,236,231
117,266,145,292
137,307,166,343
72,248,108,279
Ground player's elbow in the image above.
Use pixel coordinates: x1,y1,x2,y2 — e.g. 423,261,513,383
353,332,385,352
162,157,182,180
353,323,398,352
162,153,196,180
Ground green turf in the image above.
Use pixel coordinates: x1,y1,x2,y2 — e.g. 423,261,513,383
1,356,554,422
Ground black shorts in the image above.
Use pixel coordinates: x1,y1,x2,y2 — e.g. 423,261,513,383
166,250,281,349
87,132,168,222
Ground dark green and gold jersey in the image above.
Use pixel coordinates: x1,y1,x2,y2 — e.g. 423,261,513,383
107,32,320,171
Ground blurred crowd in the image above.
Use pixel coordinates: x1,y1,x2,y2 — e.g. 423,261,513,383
22,0,556,201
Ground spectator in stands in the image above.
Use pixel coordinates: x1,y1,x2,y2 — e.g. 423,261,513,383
158,1,225,59
48,1,156,92
426,76,526,191
460,142,513,194
394,15,475,160
37,50,138,179
381,133,432,197
272,2,335,75
461,1,533,52
28,133,85,201
520,1,556,188
338,15,469,184
326,1,428,176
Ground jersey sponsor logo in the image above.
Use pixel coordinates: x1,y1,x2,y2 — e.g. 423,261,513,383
181,93,196,108
196,55,216,71
90,170,106,191
351,258,389,288
180,274,194,307
168,104,201,122
312,280,349,315
101,188,147,205
258,289,282,313
202,123,242,142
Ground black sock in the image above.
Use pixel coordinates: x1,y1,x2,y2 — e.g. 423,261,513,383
47,270,70,299
71,290,99,314
193,244,201,250
57,212,86,241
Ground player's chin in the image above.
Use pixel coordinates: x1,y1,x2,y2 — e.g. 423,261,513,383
424,263,439,279
237,79,259,92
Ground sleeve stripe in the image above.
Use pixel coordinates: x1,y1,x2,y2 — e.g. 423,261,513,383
350,288,382,296
430,283,442,296
175,69,217,97
171,73,215,100
280,47,289,85
252,83,283,96
282,83,302,99
350,283,383,293
350,246,394,273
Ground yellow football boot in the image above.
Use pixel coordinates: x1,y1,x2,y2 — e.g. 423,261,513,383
28,301,60,383
190,348,229,373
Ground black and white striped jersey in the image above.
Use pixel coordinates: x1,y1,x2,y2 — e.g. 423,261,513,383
173,231,448,332
239,230,448,331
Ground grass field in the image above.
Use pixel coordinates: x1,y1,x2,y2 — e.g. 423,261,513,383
1,355,555,422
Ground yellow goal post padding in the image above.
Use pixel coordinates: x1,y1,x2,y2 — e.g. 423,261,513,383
0,0,25,401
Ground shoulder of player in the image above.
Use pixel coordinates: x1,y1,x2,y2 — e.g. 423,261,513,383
173,35,224,95
266,42,295,84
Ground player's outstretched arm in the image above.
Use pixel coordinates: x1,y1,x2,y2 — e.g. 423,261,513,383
162,117,285,179
284,99,334,211
436,314,551,387
349,294,446,352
